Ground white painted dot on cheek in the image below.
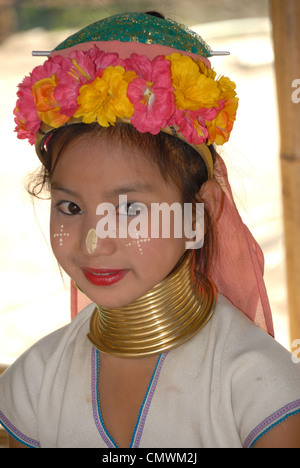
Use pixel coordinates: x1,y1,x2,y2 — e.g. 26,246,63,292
126,231,151,255
53,224,70,246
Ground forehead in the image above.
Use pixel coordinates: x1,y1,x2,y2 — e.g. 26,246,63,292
51,131,166,188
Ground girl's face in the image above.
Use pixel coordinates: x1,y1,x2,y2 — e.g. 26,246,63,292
50,133,188,308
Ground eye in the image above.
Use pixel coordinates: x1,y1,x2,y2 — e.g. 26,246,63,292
56,201,82,216
117,202,145,217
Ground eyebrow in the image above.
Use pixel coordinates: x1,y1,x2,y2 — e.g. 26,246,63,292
51,183,79,198
104,182,155,198
51,181,155,198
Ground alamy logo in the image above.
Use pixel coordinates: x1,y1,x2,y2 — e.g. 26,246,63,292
291,339,300,364
95,195,205,250
291,79,300,103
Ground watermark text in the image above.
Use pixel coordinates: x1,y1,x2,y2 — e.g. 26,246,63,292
95,195,204,250
291,79,300,103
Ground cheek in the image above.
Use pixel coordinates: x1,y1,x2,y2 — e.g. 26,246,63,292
124,231,151,256
50,222,72,264
124,234,185,275
51,224,70,247
122,205,186,257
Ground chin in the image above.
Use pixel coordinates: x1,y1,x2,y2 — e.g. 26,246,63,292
94,297,136,309
92,284,156,309
80,272,166,309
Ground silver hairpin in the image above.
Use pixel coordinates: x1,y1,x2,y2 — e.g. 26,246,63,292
32,51,51,56
210,51,230,56
32,50,230,58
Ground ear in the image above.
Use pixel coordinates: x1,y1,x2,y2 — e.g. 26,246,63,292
196,180,224,225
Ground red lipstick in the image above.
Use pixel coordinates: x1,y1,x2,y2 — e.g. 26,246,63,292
82,268,128,286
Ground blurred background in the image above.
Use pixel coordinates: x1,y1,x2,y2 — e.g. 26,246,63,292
0,0,289,366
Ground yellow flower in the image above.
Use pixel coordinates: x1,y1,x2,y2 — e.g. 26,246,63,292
197,60,217,80
206,97,239,145
217,76,237,100
167,53,220,110
74,66,136,126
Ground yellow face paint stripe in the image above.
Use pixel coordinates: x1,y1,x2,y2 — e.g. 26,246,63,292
86,228,98,254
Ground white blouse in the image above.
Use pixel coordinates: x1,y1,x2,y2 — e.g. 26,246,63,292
1,294,300,448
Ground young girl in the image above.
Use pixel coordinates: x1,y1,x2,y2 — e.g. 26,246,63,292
1,11,300,449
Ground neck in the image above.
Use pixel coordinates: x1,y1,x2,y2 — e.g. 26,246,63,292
87,251,216,358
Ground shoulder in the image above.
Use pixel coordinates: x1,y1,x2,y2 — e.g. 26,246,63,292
252,411,300,448
0,303,95,447
210,295,300,447
1,302,94,385
34,302,95,357
210,294,292,364
168,293,292,372
186,293,280,366
210,294,300,394
211,293,271,336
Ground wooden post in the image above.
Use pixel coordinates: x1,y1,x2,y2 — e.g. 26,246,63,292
269,0,300,346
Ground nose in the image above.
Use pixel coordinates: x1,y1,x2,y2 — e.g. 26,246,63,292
83,226,117,257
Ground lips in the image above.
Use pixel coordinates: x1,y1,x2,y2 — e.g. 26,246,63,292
82,268,128,286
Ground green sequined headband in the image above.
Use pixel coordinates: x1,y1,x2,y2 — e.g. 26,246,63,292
56,12,212,56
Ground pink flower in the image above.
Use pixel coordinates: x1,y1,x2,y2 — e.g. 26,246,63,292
14,76,40,144
13,48,126,142
170,101,226,145
93,49,125,76
53,51,96,116
30,57,62,84
14,58,67,142
54,47,124,116
172,109,208,145
69,48,98,80
126,54,175,134
14,106,40,144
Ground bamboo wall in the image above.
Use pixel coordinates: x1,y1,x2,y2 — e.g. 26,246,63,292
270,0,300,345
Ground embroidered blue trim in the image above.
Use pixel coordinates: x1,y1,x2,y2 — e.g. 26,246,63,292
0,411,40,448
130,352,167,448
92,349,117,448
91,347,167,448
243,399,300,448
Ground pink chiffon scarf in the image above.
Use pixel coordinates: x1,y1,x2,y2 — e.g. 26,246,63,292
70,152,274,337
210,154,274,336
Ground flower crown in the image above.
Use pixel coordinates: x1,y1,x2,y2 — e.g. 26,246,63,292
14,13,239,178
